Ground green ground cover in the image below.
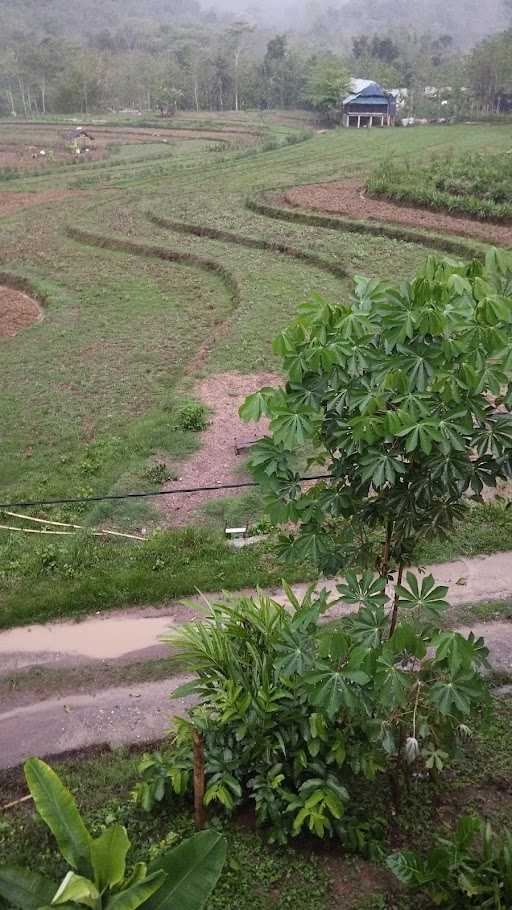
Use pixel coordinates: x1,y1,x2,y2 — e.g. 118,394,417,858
2,118,512,626
1,697,511,910
367,150,512,222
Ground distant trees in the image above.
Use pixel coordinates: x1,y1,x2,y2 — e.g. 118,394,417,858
0,0,511,117
305,55,350,114
467,29,512,109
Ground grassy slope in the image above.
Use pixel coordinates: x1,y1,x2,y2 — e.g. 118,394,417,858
2,120,512,626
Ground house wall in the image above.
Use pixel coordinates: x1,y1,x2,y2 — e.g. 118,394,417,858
344,102,390,114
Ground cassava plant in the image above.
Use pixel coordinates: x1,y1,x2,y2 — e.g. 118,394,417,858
239,247,512,617
387,814,512,908
0,758,226,910
151,577,488,845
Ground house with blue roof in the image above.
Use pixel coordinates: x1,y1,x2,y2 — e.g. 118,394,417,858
342,81,397,128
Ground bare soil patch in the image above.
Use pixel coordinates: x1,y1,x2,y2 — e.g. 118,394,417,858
324,855,396,908
284,179,512,247
0,286,42,337
160,371,280,525
0,187,85,218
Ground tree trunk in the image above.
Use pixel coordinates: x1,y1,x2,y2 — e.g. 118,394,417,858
389,562,405,638
381,519,393,577
18,78,28,117
193,730,206,830
234,48,241,112
7,87,16,115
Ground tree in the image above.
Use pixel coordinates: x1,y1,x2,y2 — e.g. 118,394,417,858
304,54,350,113
208,52,232,111
241,248,512,625
262,34,288,108
0,48,19,115
353,35,400,65
467,29,512,110
225,19,255,111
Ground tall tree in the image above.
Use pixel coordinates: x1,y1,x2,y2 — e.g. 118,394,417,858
305,54,350,113
225,19,255,111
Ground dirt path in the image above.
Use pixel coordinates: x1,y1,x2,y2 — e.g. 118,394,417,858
0,676,194,771
1,550,511,770
160,371,279,525
284,179,512,248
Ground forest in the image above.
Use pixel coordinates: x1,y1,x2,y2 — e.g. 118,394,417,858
1,0,512,115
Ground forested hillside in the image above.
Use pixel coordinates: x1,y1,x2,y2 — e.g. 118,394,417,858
0,0,511,115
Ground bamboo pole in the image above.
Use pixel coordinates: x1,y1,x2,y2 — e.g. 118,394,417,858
0,524,74,536
5,511,89,529
3,512,145,541
2,794,32,811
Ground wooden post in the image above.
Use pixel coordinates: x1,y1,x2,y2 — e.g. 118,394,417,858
357,115,361,128
193,730,206,830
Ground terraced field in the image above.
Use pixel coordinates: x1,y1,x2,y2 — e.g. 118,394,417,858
2,114,512,626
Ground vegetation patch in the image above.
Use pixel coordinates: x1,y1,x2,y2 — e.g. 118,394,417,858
147,211,349,279
367,152,512,223
246,191,489,258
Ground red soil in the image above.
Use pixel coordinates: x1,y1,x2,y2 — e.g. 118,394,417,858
0,287,42,338
0,188,85,218
284,179,512,247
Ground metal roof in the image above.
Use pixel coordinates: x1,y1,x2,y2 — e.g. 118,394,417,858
343,81,392,107
350,78,374,94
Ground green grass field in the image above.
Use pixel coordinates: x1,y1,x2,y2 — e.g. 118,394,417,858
2,116,512,626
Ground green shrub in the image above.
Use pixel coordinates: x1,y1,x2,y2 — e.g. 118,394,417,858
143,461,177,485
173,403,208,432
138,578,488,847
388,814,512,908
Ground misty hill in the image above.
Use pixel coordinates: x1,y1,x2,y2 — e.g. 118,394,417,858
1,0,508,48
216,0,508,46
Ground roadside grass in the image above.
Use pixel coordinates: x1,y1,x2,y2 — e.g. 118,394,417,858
443,598,512,628
2,501,512,629
0,528,314,629
1,698,511,910
200,490,266,532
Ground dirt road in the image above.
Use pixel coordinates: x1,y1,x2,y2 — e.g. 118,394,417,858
1,550,511,770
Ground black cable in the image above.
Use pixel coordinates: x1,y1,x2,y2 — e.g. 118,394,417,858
0,475,330,511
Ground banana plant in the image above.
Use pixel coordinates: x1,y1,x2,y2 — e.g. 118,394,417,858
0,758,226,910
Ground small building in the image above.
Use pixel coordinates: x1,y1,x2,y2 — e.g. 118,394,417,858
342,81,396,128
63,127,95,154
